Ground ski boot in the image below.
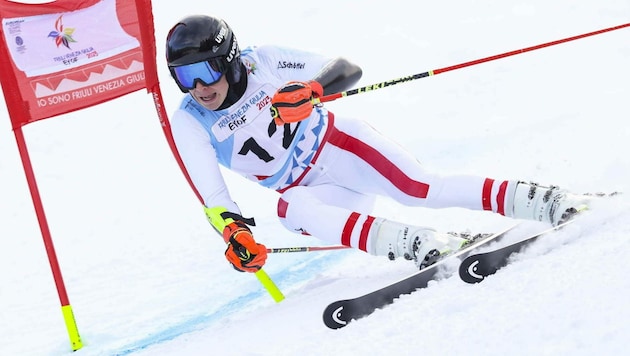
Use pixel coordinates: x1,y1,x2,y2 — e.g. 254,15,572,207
506,181,590,226
369,219,469,270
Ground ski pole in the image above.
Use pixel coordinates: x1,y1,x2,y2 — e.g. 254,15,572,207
267,245,350,254
150,86,285,303
313,22,630,104
255,269,284,302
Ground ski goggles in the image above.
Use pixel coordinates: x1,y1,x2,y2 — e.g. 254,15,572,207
170,58,226,90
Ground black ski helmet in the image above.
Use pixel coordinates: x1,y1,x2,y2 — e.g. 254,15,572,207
166,15,243,92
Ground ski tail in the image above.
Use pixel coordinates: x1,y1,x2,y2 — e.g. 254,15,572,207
322,223,520,329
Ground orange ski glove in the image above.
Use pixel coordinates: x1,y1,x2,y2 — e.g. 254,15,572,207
223,221,268,273
270,80,324,125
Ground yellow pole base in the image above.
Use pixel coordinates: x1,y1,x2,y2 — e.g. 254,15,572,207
61,305,83,351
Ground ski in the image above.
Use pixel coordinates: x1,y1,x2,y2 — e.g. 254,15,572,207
458,218,579,284
322,223,519,329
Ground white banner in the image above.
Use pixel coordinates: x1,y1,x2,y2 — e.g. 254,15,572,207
2,0,138,77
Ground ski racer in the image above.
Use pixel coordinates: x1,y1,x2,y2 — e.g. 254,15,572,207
164,15,590,273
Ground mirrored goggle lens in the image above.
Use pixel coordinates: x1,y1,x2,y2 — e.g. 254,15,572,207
172,60,224,89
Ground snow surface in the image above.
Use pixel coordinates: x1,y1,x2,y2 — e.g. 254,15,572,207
1,1,629,355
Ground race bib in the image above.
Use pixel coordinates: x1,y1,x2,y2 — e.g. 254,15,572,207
211,84,274,142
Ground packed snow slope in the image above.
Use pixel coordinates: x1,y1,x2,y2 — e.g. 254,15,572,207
1,1,628,355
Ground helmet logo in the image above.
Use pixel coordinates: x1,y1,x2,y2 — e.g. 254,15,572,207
212,27,228,53
214,27,227,44
226,39,238,62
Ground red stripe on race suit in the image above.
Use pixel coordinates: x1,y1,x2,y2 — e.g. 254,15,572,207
328,128,429,199
482,178,494,211
341,212,360,246
277,198,288,218
359,215,375,252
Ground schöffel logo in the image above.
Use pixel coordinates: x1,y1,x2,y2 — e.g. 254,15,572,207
277,61,305,69
47,15,76,49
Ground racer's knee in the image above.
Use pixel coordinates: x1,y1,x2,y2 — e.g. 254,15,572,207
277,188,311,235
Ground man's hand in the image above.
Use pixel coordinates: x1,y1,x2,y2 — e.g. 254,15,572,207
223,221,267,273
270,80,324,125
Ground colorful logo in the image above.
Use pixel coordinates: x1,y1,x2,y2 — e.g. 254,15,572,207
47,15,76,49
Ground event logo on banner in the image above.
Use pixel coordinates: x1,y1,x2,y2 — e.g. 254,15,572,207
0,0,146,127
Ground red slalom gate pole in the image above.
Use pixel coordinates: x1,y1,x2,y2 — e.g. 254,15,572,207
314,22,630,104
13,128,83,351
